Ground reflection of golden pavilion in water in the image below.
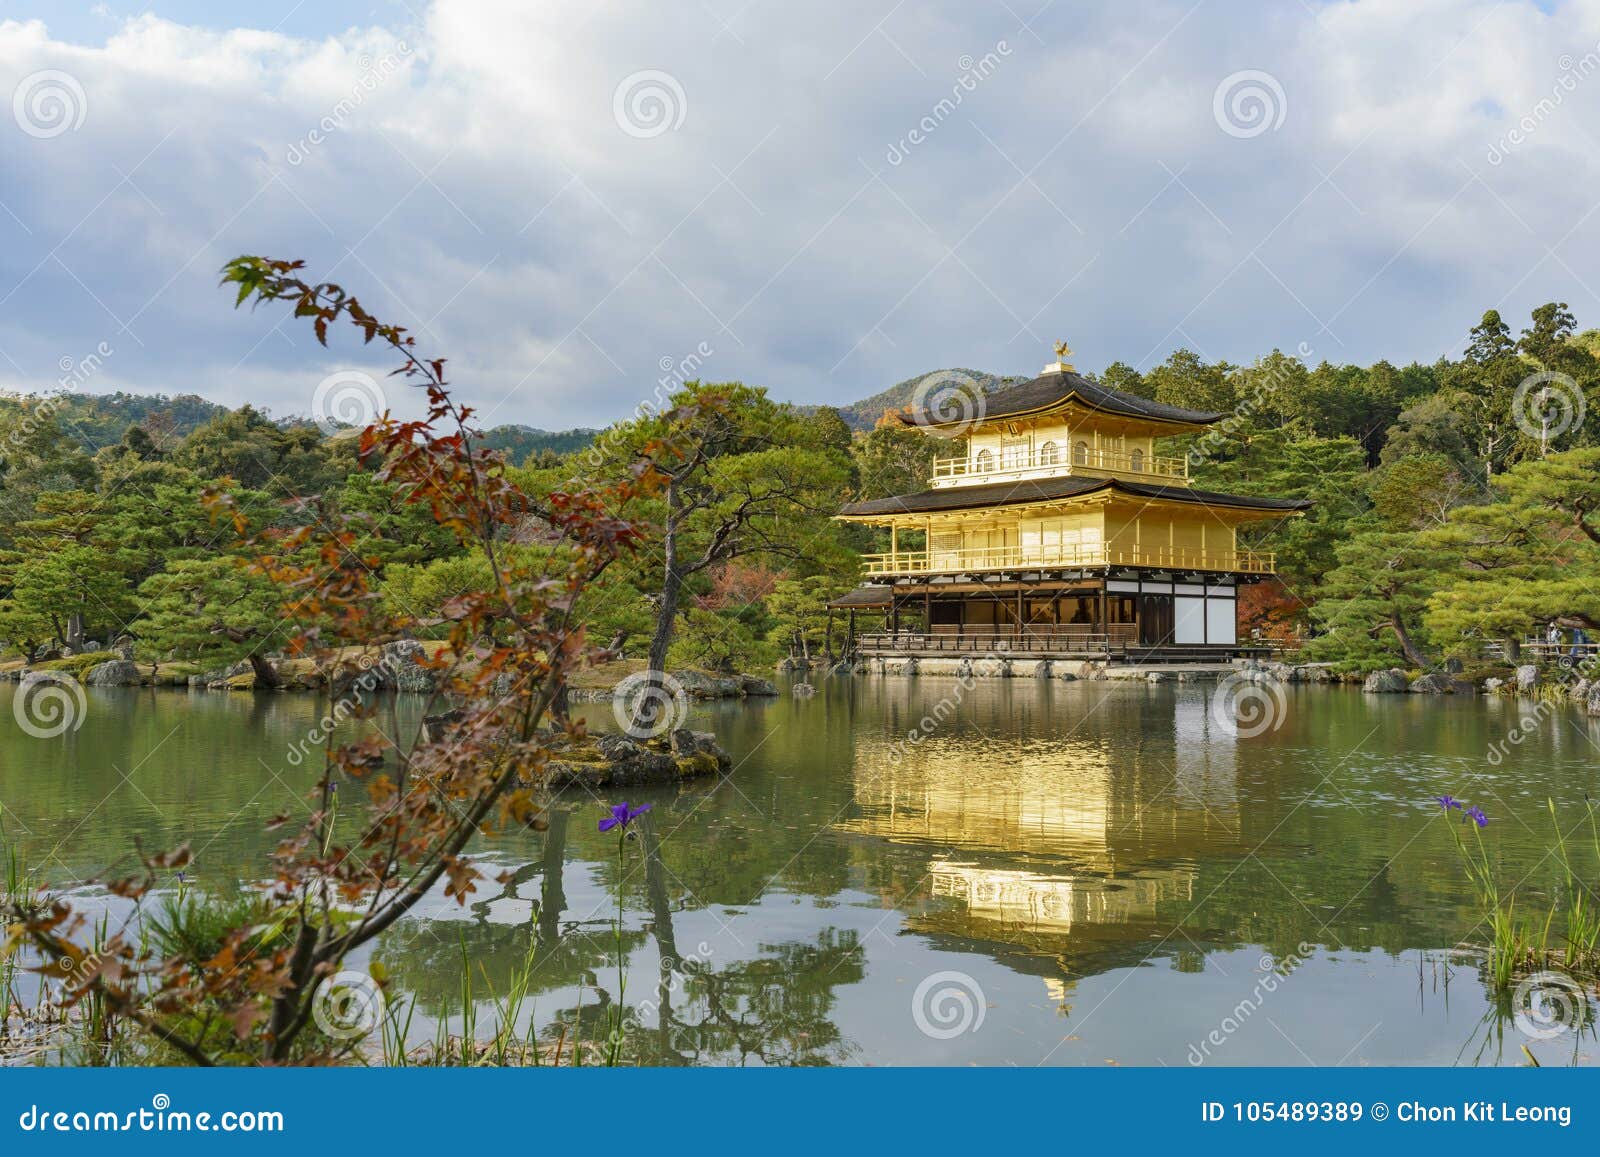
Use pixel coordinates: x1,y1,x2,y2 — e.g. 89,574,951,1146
838,691,1243,974
926,859,1191,933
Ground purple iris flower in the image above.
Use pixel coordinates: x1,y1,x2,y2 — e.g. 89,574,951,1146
599,802,652,833
1436,795,1461,811
1465,806,1488,828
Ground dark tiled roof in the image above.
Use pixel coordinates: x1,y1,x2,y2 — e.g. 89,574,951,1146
903,370,1226,428
1115,480,1313,511
827,584,895,608
837,474,1311,517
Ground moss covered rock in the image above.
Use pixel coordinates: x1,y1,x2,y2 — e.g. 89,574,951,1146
546,729,732,788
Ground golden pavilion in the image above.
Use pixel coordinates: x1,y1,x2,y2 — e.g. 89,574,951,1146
832,346,1310,659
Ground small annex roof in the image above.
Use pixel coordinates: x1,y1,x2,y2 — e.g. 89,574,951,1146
827,584,896,608
836,474,1311,518
898,370,1226,431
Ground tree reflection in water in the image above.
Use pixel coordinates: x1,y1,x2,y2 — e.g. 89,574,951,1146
378,807,863,1065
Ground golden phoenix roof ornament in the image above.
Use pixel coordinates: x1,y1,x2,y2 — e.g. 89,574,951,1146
1044,339,1075,375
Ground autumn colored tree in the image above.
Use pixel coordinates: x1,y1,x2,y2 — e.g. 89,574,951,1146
4,256,653,1064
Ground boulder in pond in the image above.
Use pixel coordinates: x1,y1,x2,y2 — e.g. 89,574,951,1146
1408,672,1453,694
380,639,437,694
1587,683,1600,717
1515,664,1540,692
547,728,732,787
1362,668,1408,694
676,670,744,699
20,669,75,686
83,659,140,686
792,682,817,697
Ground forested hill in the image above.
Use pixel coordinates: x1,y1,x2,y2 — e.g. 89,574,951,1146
478,424,602,461
3,370,1035,459
0,391,230,450
834,368,1025,430
0,391,601,467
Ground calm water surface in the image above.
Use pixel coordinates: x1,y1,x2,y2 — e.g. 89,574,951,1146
2,677,1597,1066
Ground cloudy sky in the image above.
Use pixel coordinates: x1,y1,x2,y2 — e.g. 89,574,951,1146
0,0,1597,430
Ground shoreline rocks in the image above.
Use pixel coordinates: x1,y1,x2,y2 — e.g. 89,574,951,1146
1362,668,1409,694
83,659,140,687
568,668,780,704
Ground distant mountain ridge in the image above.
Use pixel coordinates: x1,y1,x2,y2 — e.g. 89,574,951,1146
833,368,1026,430
4,371,1033,461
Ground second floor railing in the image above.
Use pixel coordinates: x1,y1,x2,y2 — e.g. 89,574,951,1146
860,542,1275,576
931,446,1189,484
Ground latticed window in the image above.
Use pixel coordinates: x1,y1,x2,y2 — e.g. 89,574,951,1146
974,449,994,473
1073,440,1089,466
1039,440,1059,465
1129,447,1145,472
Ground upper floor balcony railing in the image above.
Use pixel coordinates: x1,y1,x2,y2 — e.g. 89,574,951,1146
859,542,1274,577
930,446,1189,486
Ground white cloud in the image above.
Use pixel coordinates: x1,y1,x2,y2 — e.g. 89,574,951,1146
4,1,1600,430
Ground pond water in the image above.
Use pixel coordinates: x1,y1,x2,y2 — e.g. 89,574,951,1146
2,675,1597,1066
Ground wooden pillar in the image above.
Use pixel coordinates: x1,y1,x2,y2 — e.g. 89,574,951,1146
923,588,931,635
890,523,898,571
1016,586,1024,645
825,607,834,662
847,608,855,652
